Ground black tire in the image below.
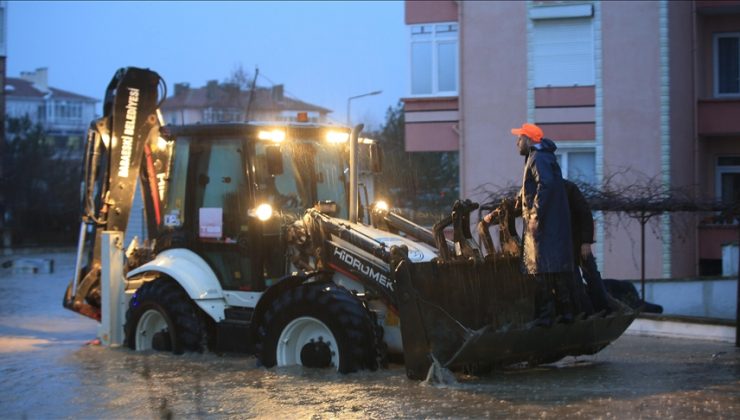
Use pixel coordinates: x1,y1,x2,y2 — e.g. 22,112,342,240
124,279,207,354
257,282,378,373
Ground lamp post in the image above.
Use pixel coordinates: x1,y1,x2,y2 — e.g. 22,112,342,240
346,90,382,126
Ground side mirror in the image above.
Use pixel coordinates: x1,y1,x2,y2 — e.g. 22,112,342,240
266,145,283,176
369,143,382,174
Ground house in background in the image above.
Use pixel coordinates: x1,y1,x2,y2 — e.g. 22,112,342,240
5,67,97,153
161,81,332,125
403,0,740,279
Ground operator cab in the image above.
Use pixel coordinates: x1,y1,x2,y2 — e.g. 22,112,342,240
153,123,357,292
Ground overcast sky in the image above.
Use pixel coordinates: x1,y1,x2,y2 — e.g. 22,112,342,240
7,0,406,129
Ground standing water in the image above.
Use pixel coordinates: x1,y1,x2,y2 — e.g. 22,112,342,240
1,250,738,418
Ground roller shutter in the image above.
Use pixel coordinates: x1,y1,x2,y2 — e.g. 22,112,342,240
532,17,594,87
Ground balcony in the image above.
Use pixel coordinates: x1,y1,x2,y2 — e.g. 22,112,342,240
698,98,740,136
696,1,740,15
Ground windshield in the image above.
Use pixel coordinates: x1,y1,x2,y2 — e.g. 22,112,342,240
254,136,348,219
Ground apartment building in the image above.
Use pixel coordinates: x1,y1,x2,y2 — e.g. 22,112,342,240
0,1,6,248
403,0,740,279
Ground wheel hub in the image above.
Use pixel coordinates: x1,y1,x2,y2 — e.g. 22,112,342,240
277,316,339,369
300,338,332,368
135,308,171,351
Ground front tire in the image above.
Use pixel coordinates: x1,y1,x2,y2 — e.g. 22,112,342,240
257,282,377,373
124,279,207,353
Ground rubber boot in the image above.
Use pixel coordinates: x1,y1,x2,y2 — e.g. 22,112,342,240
581,254,611,313
533,275,555,327
553,274,575,324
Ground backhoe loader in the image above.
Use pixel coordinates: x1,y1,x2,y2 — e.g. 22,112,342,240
64,67,636,379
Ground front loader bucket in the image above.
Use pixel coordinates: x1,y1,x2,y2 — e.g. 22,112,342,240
394,256,637,380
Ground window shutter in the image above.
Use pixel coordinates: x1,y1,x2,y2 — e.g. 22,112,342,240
533,18,594,87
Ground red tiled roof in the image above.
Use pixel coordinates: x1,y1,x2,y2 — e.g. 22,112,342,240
5,77,97,102
161,84,331,114
4,78,44,98
48,87,97,102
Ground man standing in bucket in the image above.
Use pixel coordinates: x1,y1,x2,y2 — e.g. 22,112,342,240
511,123,575,325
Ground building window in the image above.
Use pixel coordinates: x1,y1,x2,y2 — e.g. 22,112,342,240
556,148,596,185
67,135,83,151
532,17,594,87
204,108,242,123
714,33,740,96
53,101,82,122
409,23,458,96
716,156,740,205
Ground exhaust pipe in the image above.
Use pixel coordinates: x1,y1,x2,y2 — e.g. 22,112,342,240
349,124,364,223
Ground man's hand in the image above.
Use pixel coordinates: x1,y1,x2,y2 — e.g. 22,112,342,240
483,210,498,224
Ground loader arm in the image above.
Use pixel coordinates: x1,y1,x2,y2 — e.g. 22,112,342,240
370,205,454,256
64,67,168,320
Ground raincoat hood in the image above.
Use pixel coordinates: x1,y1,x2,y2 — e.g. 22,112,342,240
532,138,558,153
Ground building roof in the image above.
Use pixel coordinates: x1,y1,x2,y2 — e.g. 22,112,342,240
5,77,98,102
161,83,332,114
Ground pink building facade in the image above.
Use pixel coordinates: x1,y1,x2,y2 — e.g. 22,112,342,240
403,0,740,279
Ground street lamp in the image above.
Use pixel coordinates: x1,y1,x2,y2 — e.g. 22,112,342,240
346,90,382,126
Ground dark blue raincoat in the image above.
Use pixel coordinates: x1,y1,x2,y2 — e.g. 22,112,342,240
520,138,573,274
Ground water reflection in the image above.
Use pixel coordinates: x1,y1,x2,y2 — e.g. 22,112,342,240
0,252,738,418
41,337,736,419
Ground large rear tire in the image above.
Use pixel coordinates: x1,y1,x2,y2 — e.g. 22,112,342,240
124,279,207,353
257,282,377,373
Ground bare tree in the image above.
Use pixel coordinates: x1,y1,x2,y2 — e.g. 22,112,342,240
225,63,255,91
476,168,738,299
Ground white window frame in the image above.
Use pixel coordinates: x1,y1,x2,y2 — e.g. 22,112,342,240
713,32,740,97
555,144,596,185
715,157,740,200
408,22,459,97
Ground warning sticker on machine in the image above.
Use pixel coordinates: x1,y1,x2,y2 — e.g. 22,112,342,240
199,208,222,238
164,213,181,227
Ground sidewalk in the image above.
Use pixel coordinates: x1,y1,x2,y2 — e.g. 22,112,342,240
627,312,736,343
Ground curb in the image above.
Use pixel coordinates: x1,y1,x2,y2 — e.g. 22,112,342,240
626,314,736,343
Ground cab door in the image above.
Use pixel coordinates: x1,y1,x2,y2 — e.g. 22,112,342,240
187,138,264,291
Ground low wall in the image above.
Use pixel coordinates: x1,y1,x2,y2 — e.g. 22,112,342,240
629,278,737,320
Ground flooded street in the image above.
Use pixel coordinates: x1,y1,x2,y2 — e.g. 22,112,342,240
1,250,738,419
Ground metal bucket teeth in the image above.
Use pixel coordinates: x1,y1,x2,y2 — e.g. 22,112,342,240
394,257,637,380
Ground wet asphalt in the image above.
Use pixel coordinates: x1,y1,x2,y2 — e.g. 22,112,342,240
1,249,738,419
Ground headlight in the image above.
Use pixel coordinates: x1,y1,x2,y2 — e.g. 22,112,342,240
156,136,169,151
258,129,286,143
249,203,273,221
373,200,390,213
326,130,349,144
